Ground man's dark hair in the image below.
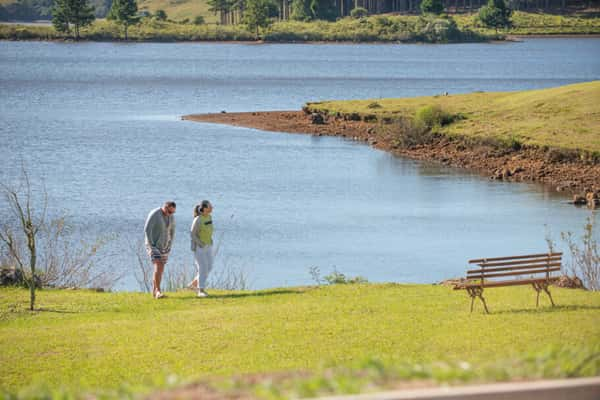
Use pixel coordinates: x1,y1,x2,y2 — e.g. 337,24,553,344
164,201,176,209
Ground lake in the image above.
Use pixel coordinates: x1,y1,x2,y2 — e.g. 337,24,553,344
1,38,599,290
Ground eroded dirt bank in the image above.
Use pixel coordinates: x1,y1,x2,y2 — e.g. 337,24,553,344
182,111,600,203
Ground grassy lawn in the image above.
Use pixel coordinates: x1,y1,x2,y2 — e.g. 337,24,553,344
305,81,600,154
1,284,599,397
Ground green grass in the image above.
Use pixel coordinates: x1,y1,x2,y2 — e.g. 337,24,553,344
137,0,217,23
305,81,600,153
1,283,599,397
0,18,256,41
454,11,600,35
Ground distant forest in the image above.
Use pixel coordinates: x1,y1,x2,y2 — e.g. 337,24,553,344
0,0,598,22
0,0,111,20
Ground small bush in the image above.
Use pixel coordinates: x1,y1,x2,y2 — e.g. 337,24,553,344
155,9,167,21
414,105,455,129
323,268,367,285
499,134,523,151
194,15,205,25
367,102,382,109
350,7,368,19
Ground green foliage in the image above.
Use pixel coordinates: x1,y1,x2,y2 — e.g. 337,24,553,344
107,0,138,39
350,6,367,19
420,0,444,15
243,0,272,38
51,0,95,40
290,0,311,21
194,15,205,24
309,0,338,21
414,104,455,129
478,0,512,30
154,8,167,20
417,15,461,43
323,269,368,284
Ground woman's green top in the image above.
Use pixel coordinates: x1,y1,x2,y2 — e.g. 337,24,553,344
198,215,213,246
190,214,213,251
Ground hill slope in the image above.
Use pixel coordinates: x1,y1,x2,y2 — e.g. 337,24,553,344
306,81,600,153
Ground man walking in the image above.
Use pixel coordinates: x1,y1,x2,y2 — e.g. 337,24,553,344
144,201,176,299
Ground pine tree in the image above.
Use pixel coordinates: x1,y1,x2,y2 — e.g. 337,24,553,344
51,0,95,40
420,0,444,14
107,0,138,40
243,0,271,38
478,0,512,31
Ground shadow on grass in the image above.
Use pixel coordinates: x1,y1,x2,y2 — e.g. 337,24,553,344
492,304,600,315
171,288,310,301
35,308,79,314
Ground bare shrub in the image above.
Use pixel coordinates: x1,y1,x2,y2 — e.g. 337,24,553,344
561,216,600,291
132,239,153,293
164,262,195,292
378,117,438,149
208,256,251,291
38,216,121,290
0,167,47,310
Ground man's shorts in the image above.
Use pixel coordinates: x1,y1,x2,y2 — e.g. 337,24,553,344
147,246,169,264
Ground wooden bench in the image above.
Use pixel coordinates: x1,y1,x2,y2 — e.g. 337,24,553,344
454,252,562,313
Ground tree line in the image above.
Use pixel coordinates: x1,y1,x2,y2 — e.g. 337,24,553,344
48,0,529,41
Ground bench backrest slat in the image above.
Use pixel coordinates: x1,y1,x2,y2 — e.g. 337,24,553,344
469,252,562,264
471,256,562,268
467,261,562,275
467,266,561,280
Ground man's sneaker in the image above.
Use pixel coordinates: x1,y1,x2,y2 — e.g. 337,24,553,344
197,290,208,298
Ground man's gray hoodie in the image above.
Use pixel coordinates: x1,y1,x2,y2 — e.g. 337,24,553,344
144,208,175,254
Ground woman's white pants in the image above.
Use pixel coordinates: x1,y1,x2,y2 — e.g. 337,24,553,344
194,245,214,289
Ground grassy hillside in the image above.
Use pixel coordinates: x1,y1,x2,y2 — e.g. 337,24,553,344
136,0,217,23
305,81,600,154
1,284,599,397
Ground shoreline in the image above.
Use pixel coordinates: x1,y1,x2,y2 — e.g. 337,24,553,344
2,33,600,44
182,111,600,199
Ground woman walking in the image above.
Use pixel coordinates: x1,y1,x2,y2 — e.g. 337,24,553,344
189,200,214,297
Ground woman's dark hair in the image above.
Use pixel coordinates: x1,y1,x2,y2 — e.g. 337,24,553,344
193,200,211,218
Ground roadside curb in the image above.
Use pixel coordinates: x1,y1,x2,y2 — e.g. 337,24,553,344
317,376,600,400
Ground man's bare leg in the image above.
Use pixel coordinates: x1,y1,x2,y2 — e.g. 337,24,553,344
153,260,165,297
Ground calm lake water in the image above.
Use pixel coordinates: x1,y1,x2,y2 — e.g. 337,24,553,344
1,39,599,290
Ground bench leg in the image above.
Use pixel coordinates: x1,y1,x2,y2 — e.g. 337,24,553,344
467,287,489,314
532,282,556,307
478,292,490,314
543,285,556,307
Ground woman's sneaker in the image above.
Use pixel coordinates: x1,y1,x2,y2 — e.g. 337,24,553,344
197,289,208,298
